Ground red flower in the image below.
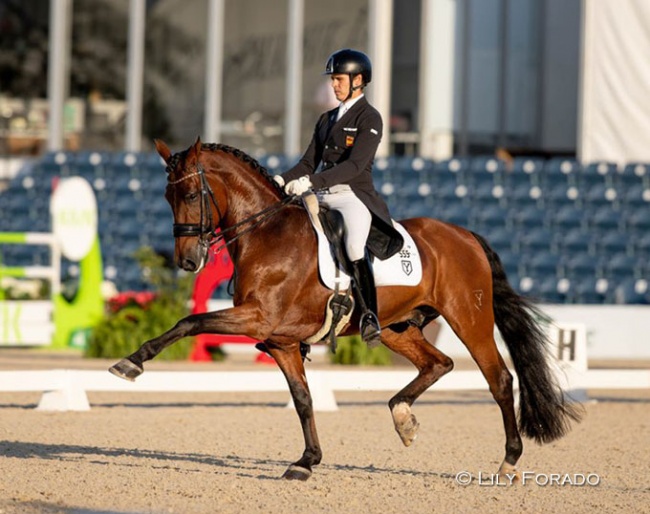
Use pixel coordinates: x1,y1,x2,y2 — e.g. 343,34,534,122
108,291,157,313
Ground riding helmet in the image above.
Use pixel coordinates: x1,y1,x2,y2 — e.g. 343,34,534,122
324,49,372,85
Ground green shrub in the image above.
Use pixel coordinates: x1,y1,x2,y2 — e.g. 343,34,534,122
329,335,393,366
85,246,194,360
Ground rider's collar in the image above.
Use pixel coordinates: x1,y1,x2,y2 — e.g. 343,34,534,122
336,94,364,121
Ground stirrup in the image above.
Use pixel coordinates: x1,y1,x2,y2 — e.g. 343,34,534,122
360,312,382,347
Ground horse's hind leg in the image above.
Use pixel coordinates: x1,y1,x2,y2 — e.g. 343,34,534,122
448,320,522,477
381,324,454,447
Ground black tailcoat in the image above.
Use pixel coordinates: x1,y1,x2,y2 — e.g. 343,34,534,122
281,96,404,260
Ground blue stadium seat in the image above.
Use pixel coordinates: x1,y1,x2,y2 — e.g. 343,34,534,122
39,151,73,177
434,180,469,206
583,183,619,209
538,276,570,304
516,275,541,299
543,182,580,207
108,195,140,217
469,180,504,205
143,171,170,192
402,156,435,176
561,252,599,280
496,250,520,280
517,228,554,254
572,277,609,304
550,205,586,232
0,244,34,266
621,185,650,210
378,180,397,199
398,199,431,220
482,227,514,253
107,151,153,178
470,156,506,174
633,232,650,259
71,151,113,178
434,157,471,177
542,158,581,189
144,152,167,174
467,156,505,188
511,157,545,180
522,250,561,277
596,231,630,256
473,205,509,231
580,161,617,189
602,253,643,282
107,174,134,195
396,176,422,201
504,182,543,209
440,204,470,227
625,206,650,235
614,278,649,304
589,206,622,234
510,205,548,230
556,229,594,255
502,157,544,189
618,162,650,190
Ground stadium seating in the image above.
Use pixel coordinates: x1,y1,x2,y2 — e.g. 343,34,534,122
2,152,649,303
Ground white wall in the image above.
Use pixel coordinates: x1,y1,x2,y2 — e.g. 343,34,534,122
436,304,650,360
209,301,650,360
579,0,650,164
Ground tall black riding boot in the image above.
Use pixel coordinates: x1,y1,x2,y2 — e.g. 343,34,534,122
350,256,382,347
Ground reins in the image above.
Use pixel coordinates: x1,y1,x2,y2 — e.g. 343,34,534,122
213,195,296,252
169,163,297,253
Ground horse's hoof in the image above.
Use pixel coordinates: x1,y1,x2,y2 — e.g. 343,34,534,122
391,403,420,447
498,461,520,484
109,359,143,382
282,465,312,481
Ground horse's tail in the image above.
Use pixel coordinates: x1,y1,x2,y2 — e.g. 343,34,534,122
471,231,583,444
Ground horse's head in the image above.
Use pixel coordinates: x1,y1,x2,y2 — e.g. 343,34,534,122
156,137,217,273
156,137,288,274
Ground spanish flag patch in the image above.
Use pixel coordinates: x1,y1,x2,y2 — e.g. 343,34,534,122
345,135,355,147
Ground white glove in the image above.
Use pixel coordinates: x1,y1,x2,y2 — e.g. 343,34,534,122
285,175,312,196
273,175,285,187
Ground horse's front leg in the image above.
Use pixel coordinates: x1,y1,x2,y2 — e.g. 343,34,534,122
266,340,322,481
109,304,269,381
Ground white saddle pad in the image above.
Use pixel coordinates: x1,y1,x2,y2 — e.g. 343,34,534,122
306,207,423,291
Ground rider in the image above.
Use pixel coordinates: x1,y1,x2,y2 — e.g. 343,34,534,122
274,49,403,346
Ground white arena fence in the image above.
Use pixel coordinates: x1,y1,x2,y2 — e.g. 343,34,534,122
0,232,61,346
0,324,648,412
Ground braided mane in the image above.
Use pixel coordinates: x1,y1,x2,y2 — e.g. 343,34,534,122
166,143,287,198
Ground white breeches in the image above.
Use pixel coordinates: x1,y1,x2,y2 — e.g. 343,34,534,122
317,184,372,262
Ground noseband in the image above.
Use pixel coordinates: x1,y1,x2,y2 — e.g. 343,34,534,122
168,163,296,251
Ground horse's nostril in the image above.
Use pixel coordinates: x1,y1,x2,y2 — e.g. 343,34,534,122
181,258,197,272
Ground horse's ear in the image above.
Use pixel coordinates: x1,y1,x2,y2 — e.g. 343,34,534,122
154,139,172,165
185,136,202,166
192,136,202,159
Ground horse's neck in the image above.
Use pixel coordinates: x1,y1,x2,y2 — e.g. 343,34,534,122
210,164,283,260
219,170,280,223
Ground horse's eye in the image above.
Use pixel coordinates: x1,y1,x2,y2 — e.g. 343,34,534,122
186,191,199,202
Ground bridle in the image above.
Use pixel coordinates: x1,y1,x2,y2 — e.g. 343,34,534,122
168,163,296,252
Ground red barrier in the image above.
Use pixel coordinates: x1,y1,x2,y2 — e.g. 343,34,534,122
190,245,273,363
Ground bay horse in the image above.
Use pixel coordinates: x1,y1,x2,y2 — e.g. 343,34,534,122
109,138,582,481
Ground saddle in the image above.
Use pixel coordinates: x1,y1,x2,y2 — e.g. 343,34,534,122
302,194,355,351
299,193,422,351
318,208,353,276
